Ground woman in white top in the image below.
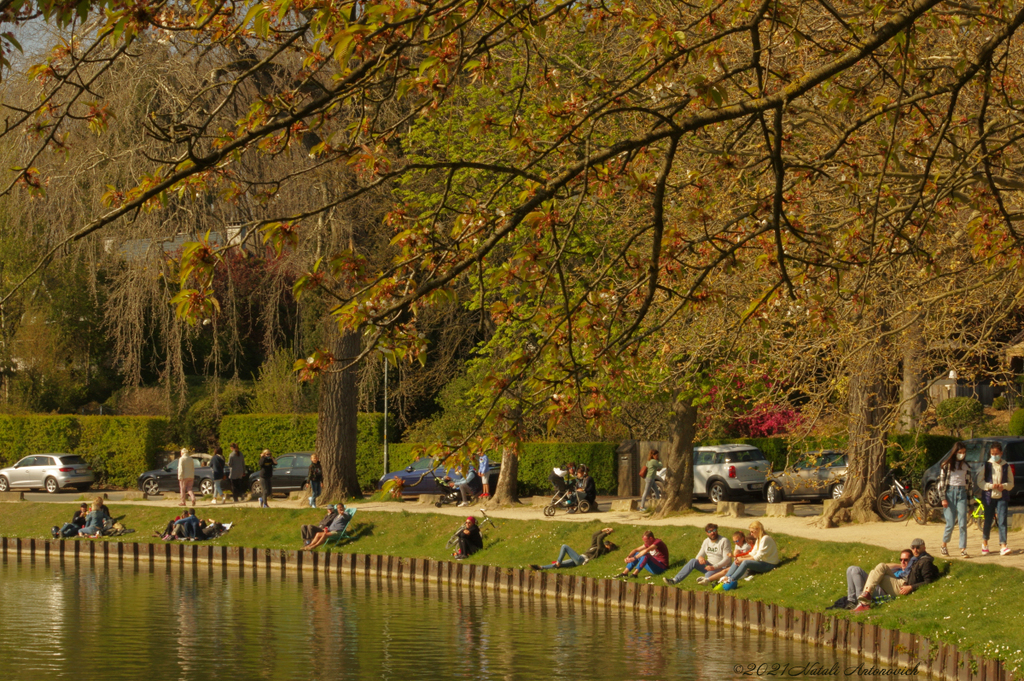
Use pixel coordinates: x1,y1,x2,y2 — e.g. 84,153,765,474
716,520,779,590
937,442,972,558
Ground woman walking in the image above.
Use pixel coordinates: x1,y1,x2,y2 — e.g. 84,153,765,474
639,450,664,511
227,443,246,503
938,441,972,558
258,449,277,508
307,454,323,508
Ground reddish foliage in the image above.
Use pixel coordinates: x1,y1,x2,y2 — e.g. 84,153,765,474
727,404,802,438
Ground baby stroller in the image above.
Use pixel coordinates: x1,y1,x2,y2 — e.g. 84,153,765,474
434,476,461,508
543,488,590,516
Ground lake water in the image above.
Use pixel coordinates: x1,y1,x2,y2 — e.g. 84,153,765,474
0,558,857,680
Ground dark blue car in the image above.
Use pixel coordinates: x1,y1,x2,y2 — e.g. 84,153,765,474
377,457,499,496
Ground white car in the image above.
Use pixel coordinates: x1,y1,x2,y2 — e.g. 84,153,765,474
693,444,771,503
0,453,95,493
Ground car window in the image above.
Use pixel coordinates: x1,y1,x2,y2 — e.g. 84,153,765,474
410,457,434,470
726,450,766,463
275,456,294,468
293,454,311,467
964,440,985,463
14,457,34,468
693,451,710,465
34,456,55,467
1002,442,1024,463
57,455,87,466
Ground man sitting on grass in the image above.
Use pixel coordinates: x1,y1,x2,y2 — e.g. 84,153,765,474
844,548,911,608
663,523,731,585
853,538,939,612
302,504,352,550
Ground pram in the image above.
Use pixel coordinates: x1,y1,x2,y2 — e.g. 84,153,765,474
434,476,461,508
543,487,590,516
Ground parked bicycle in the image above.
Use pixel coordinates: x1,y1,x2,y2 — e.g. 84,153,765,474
876,473,928,524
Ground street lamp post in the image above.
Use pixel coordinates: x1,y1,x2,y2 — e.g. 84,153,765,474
383,357,389,476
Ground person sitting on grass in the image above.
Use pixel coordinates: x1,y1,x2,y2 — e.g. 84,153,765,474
77,501,110,538
714,521,779,590
57,503,89,538
530,528,617,570
619,530,669,577
843,549,911,608
301,506,339,545
303,504,353,551
663,523,732,585
453,516,483,559
701,531,752,585
853,538,938,612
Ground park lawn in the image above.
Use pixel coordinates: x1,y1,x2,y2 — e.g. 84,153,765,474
0,501,1022,671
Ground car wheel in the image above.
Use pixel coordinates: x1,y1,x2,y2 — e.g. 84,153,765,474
0,476,9,492
765,482,784,504
707,481,728,504
199,479,214,496
250,480,263,497
578,500,592,513
45,477,60,494
142,478,160,496
925,483,941,508
543,506,556,517
831,482,845,500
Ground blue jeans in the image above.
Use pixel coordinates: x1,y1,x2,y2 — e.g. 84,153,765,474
725,559,777,583
942,486,969,549
625,555,667,575
310,480,321,507
668,558,716,583
213,479,223,498
639,476,661,509
983,496,1009,545
539,545,584,569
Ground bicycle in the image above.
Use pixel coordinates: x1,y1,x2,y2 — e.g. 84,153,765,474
970,496,985,533
876,474,928,525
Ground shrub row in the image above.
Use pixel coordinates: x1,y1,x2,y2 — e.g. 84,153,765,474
218,413,389,491
0,415,167,488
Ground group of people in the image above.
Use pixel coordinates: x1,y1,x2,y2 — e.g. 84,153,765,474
937,441,1014,558
548,462,598,512
156,509,229,541
662,521,780,590
842,537,939,611
451,455,491,507
300,504,353,550
54,498,113,538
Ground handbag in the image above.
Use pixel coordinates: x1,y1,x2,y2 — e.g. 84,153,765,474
639,465,648,479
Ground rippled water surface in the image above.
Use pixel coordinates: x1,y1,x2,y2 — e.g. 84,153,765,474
0,557,856,680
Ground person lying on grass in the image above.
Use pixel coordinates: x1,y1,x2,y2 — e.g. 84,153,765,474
619,530,669,577
302,504,352,551
853,538,938,612
530,528,617,570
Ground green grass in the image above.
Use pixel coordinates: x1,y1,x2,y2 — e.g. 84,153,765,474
3,502,1023,670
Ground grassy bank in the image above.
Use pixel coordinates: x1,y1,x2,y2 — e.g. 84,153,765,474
0,501,1021,671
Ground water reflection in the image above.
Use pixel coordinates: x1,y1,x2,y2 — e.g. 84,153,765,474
0,558,853,680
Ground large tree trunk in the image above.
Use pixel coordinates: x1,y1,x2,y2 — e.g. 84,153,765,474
898,316,927,434
490,447,520,506
820,342,889,527
316,325,363,501
654,396,698,517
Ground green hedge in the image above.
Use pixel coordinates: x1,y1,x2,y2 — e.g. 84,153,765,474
0,415,167,487
1010,409,1024,436
218,413,389,491
391,442,618,496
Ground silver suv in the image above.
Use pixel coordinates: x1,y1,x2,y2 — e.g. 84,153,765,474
693,444,770,503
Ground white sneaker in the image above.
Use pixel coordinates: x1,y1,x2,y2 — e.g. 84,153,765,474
1001,546,1012,556
744,575,755,582
457,502,469,507
718,576,728,584
695,576,709,585
211,500,217,505
581,556,590,565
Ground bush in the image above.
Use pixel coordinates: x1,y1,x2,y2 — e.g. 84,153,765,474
936,397,984,435
887,432,959,486
0,415,167,487
1009,409,1024,437
218,413,390,491
993,395,1008,411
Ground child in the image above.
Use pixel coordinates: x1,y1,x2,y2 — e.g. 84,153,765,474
700,531,752,585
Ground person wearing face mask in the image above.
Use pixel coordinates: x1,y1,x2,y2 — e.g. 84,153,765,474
937,442,973,558
981,442,1014,556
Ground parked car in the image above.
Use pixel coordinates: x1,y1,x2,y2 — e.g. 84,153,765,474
378,456,500,497
693,444,771,502
137,454,215,496
248,452,314,497
921,437,1024,507
762,450,847,504
0,454,94,493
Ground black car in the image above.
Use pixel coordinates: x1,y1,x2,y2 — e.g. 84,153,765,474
921,437,1024,506
248,452,313,497
137,454,215,496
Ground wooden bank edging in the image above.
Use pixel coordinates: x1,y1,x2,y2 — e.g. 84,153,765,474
0,536,1010,681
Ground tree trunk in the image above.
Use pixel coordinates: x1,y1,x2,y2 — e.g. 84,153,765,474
654,396,698,517
898,316,927,434
490,447,520,506
316,325,363,501
819,342,889,527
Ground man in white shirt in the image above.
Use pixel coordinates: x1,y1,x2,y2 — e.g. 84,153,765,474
663,523,731,585
177,448,196,507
